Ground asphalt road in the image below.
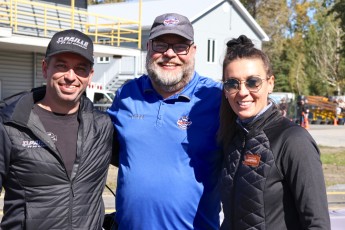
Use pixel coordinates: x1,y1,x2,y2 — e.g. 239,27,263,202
307,124,345,148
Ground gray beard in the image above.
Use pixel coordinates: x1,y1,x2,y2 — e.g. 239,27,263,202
146,57,195,93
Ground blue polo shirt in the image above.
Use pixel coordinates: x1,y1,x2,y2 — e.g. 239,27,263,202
107,72,222,230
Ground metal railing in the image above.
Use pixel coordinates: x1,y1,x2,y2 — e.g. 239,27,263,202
0,0,141,49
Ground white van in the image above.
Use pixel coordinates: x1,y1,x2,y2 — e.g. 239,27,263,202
86,82,114,111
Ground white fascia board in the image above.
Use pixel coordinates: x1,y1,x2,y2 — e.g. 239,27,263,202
0,34,140,57
94,44,141,57
0,34,50,53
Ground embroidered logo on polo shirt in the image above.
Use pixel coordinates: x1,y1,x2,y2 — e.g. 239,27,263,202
130,114,144,119
177,116,192,130
243,153,261,167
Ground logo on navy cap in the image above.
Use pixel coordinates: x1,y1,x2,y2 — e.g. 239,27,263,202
56,36,89,50
163,16,179,27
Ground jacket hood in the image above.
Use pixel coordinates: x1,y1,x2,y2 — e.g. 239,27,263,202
0,90,33,124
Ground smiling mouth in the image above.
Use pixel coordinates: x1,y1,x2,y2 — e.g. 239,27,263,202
59,83,78,88
238,101,252,106
59,84,79,94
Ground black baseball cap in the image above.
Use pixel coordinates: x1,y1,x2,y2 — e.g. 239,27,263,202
149,13,194,41
45,29,94,64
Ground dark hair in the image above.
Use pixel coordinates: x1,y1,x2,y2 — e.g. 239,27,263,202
217,35,273,148
223,35,272,77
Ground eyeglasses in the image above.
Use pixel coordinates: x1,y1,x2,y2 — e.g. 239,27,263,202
151,40,194,55
223,76,268,94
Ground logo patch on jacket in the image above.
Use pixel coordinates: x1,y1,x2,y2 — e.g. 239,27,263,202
243,153,261,167
22,132,57,148
177,116,192,130
22,140,46,148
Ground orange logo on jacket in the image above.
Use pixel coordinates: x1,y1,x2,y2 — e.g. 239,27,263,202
243,153,261,167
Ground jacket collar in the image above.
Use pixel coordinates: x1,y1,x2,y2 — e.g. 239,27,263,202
237,104,281,138
1,86,92,125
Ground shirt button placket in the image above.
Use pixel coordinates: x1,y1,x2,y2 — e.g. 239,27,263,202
156,102,165,127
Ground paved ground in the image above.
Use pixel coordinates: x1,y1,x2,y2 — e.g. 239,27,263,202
0,124,344,225
307,124,345,148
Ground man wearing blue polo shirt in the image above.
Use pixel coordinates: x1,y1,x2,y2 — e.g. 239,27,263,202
107,13,222,229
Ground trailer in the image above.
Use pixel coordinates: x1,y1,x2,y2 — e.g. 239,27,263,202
304,96,344,125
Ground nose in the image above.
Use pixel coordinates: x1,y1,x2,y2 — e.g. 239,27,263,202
64,68,77,80
237,81,250,95
163,46,176,56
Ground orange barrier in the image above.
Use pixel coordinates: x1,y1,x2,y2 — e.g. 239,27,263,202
304,115,309,129
300,112,309,129
334,118,338,126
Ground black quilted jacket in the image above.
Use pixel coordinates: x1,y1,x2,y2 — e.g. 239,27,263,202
220,105,330,230
0,87,113,229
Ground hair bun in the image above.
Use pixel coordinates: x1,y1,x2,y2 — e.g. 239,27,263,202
226,35,254,48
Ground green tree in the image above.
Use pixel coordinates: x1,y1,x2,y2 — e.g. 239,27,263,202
304,1,345,95
273,0,312,95
240,0,345,95
327,0,345,57
240,0,292,92
239,0,259,19
289,1,313,95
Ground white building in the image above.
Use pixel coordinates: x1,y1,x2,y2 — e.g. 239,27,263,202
88,0,269,90
0,0,141,99
0,0,268,99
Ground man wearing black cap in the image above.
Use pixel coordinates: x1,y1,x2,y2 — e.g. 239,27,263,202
108,13,222,229
0,29,114,229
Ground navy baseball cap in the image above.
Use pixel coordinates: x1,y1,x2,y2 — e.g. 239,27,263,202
149,13,194,41
45,29,94,64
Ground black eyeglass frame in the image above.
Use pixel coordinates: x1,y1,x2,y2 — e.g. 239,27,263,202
150,40,194,55
223,76,269,94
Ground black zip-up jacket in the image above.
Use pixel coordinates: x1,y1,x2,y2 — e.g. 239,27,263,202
220,105,330,230
0,87,113,229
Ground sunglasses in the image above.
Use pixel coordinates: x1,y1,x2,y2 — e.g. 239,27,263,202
151,40,194,55
223,76,268,94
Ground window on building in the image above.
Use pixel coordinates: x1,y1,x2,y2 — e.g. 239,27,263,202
97,56,110,63
97,38,111,63
98,38,108,44
207,39,216,63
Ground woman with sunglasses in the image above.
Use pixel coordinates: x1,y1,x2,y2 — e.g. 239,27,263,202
218,35,330,230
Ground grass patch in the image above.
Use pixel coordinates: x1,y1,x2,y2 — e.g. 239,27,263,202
103,146,345,190
319,146,345,166
321,153,345,166
319,146,345,187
